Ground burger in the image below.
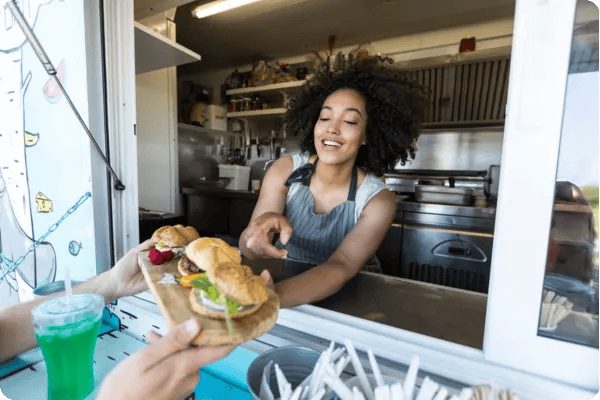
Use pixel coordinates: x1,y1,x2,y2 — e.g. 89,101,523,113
180,238,267,320
151,224,200,256
188,262,268,320
178,237,241,276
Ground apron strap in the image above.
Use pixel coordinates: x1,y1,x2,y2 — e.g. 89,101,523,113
284,157,357,201
347,164,358,201
284,158,317,187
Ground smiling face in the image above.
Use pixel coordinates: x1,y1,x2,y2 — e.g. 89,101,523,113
313,88,368,167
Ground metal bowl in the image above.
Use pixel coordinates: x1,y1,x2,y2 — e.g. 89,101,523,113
246,345,321,400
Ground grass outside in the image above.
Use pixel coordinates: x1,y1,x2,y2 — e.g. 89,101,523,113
583,186,599,233
582,186,599,280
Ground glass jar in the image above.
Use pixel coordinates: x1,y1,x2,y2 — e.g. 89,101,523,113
241,97,252,112
252,94,262,110
228,99,239,112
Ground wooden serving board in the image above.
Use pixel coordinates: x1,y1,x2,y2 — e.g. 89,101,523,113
138,250,280,346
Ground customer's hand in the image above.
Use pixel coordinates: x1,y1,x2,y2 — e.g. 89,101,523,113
241,212,293,259
108,239,154,299
96,317,236,400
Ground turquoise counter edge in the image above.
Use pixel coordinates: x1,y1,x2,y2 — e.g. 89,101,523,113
196,346,260,398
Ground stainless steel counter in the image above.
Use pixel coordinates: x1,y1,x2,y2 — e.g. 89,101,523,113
182,186,259,200
395,197,497,220
244,258,487,349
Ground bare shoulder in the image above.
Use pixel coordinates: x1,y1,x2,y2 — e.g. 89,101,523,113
263,156,294,182
362,188,396,219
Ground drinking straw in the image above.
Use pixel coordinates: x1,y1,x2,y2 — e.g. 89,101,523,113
432,387,447,400
415,377,439,400
335,355,350,376
290,385,303,400
64,265,73,305
374,385,391,400
275,364,289,400
390,382,404,400
367,350,385,387
309,388,326,400
331,347,346,362
353,386,367,400
403,356,420,400
344,339,374,400
323,375,354,400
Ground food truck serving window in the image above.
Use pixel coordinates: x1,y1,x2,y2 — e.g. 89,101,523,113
96,0,598,396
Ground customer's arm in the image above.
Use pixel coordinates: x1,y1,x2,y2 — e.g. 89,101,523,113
0,240,154,363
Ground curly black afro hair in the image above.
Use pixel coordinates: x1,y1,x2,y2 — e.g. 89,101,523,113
286,55,429,176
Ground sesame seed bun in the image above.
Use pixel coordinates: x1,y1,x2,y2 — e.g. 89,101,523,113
152,225,200,248
206,262,268,306
183,237,242,275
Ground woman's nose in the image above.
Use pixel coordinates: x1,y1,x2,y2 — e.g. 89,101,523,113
326,119,341,134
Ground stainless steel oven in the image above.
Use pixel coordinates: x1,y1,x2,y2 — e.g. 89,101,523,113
400,209,495,293
381,167,499,294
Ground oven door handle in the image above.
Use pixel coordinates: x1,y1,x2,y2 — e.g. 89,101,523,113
402,223,494,238
403,224,491,262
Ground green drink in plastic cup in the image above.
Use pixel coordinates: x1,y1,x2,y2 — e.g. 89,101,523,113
31,293,104,400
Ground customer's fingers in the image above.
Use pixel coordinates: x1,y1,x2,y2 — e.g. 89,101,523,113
150,343,236,389
176,344,237,372
137,317,202,370
135,239,155,251
146,331,162,344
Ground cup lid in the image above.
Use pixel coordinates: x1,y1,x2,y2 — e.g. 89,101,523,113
31,293,104,326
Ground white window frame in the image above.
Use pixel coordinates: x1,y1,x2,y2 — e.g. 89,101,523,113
103,0,140,260
483,0,598,390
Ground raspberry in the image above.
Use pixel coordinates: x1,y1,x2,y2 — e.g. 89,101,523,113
162,250,174,263
149,248,175,265
149,248,164,265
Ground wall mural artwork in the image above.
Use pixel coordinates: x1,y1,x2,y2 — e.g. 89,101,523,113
0,0,56,307
0,0,97,307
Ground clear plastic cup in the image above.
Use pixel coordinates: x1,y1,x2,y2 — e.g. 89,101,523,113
31,293,105,400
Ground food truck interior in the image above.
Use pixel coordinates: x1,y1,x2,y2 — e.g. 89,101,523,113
132,0,598,358
135,0,596,298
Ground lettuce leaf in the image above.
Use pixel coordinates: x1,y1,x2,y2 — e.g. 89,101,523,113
189,274,243,315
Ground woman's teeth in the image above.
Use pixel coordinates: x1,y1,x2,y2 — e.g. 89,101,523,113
323,140,341,148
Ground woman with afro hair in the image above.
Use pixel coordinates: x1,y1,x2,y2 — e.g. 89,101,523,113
241,55,428,308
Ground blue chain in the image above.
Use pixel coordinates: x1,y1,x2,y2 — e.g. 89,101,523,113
0,192,92,282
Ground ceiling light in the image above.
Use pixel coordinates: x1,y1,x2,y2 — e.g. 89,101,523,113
192,0,262,19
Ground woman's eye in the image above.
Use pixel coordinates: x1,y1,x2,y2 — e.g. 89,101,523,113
345,121,357,125
318,117,330,122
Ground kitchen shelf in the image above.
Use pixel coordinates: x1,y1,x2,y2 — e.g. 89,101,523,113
225,80,306,96
134,22,201,75
227,108,287,118
178,122,235,136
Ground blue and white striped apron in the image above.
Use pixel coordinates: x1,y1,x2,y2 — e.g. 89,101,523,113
277,158,381,272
